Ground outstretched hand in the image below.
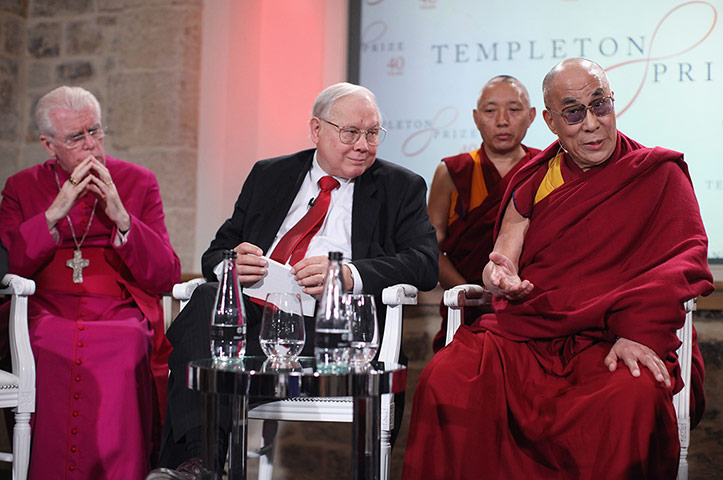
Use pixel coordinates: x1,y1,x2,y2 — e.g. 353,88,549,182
483,251,534,300
604,337,671,387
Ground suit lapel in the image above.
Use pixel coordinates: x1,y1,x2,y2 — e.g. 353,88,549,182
351,163,382,260
256,152,313,251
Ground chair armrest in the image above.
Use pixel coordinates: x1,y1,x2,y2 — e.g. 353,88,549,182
0,273,36,296
673,298,696,451
0,274,36,412
172,277,208,301
163,278,208,330
378,284,418,364
443,284,491,346
382,283,418,306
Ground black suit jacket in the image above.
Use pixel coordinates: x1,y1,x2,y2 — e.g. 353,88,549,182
202,148,439,296
159,150,438,463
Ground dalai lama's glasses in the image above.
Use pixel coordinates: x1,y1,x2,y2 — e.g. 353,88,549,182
320,118,387,146
546,96,615,125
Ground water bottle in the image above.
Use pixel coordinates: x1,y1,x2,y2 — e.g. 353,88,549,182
314,251,351,373
210,249,246,362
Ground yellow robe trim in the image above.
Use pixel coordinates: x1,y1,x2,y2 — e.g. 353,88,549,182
448,148,489,225
534,151,565,205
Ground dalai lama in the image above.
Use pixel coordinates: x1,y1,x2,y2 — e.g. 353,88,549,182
402,58,714,480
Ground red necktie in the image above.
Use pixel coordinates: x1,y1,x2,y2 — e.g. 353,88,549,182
270,175,340,265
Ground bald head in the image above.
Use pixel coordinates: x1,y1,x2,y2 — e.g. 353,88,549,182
478,75,531,109
542,58,610,107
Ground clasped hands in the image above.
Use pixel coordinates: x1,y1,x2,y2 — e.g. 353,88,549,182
46,155,130,232
232,242,353,296
483,252,671,387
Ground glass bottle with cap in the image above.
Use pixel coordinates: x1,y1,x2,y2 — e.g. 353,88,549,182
314,251,351,373
210,249,246,362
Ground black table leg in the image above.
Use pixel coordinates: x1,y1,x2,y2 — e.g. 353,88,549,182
227,393,248,479
352,395,381,480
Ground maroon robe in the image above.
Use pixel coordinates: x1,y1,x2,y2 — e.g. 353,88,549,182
403,132,713,479
433,145,539,352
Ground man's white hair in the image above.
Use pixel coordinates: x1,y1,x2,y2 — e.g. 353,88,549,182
311,82,382,123
34,86,102,136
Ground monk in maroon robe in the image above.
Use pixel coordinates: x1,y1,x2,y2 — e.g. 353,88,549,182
403,58,713,480
427,76,539,352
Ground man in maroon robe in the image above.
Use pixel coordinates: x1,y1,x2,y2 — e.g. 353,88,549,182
403,58,714,479
427,75,539,352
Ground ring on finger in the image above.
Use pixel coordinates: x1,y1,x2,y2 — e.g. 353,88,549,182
68,176,79,186
105,179,113,186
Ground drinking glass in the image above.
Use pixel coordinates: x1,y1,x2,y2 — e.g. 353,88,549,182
260,293,305,362
345,294,379,368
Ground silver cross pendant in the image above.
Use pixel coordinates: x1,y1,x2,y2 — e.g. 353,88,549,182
66,249,90,283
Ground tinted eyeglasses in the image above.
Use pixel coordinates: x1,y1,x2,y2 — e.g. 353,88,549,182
547,96,615,125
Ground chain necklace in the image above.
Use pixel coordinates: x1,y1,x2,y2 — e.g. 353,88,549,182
53,162,98,283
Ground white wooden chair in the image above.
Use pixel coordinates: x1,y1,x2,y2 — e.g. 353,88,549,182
0,274,36,480
169,279,417,480
443,284,695,480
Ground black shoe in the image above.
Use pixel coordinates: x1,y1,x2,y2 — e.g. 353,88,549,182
146,457,206,480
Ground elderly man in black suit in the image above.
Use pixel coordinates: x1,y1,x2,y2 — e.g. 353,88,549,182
155,82,438,475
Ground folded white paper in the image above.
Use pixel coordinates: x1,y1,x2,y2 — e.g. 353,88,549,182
244,257,317,316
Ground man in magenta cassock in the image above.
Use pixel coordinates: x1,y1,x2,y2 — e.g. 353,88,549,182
0,86,180,479
403,58,714,479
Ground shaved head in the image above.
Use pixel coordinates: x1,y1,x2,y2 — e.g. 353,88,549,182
478,75,532,109
542,58,610,107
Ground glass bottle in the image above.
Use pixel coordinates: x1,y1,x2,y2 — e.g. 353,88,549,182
314,251,351,373
210,249,246,362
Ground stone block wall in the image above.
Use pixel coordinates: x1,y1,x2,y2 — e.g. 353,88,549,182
0,0,202,271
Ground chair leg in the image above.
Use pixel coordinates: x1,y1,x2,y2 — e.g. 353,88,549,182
677,456,688,480
380,428,391,480
677,417,689,480
257,420,278,480
13,411,31,480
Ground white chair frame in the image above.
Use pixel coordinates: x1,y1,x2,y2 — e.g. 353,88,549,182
169,279,417,480
443,284,694,480
0,274,36,480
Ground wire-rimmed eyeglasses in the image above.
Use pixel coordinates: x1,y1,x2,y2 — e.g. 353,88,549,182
51,125,109,149
320,118,386,146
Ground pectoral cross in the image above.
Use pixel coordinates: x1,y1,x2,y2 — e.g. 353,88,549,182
66,249,89,283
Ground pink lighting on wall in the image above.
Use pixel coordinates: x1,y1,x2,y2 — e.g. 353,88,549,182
195,0,348,272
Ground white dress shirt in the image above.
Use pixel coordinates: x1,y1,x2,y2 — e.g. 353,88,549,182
217,152,363,293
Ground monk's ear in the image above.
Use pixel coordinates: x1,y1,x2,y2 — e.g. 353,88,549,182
527,107,537,127
472,108,483,132
542,109,557,136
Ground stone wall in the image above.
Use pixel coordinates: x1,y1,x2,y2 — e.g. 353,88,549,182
0,0,202,271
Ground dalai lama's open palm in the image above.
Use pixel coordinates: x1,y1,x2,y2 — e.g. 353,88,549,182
483,251,534,300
